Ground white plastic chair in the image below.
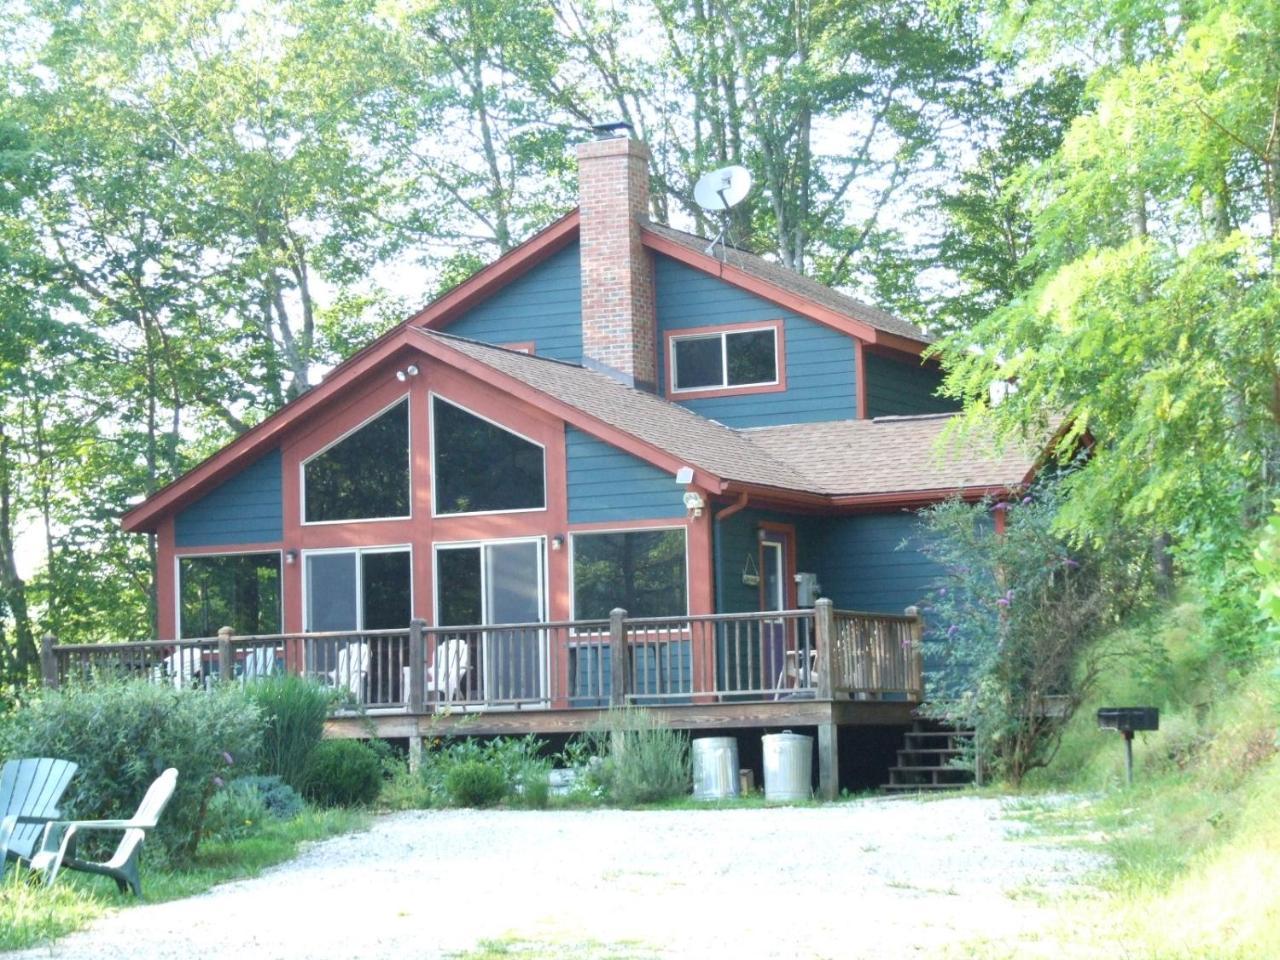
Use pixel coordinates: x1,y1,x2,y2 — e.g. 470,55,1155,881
240,646,276,682
329,642,370,700
402,637,470,708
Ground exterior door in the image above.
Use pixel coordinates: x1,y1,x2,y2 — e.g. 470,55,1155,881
435,539,546,704
760,535,788,691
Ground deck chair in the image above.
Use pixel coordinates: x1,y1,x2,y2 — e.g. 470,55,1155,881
329,641,370,700
240,645,277,681
402,636,470,707
0,758,79,864
29,768,178,897
162,645,204,689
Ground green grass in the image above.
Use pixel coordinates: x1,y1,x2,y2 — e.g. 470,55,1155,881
445,935,659,959
956,599,1280,959
0,807,368,951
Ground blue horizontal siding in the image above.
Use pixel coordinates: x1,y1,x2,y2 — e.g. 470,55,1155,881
864,351,958,418
569,641,692,706
654,255,857,427
810,511,941,614
446,243,582,361
566,427,684,523
175,450,283,547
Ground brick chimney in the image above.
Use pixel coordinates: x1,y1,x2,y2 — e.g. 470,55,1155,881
577,134,657,389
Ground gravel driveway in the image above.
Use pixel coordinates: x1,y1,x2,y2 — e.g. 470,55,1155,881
10,796,1100,960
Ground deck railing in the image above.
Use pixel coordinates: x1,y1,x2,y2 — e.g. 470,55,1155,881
37,600,924,709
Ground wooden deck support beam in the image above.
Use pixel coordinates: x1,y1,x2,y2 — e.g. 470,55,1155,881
817,722,839,801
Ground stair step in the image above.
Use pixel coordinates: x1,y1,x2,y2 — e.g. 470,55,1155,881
890,765,971,774
897,748,962,756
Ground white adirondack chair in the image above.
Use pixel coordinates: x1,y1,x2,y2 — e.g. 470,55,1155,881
402,636,470,708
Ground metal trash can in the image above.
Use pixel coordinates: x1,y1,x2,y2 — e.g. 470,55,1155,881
762,730,812,802
692,737,741,800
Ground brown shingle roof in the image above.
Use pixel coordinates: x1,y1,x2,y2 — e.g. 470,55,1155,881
643,223,931,344
417,330,817,492
741,415,1039,497
421,330,1037,499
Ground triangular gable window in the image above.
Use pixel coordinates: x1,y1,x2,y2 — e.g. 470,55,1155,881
303,398,410,523
432,396,545,515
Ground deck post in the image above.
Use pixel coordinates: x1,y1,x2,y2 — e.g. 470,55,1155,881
609,607,629,708
408,619,427,714
408,735,424,774
217,627,234,683
40,634,59,688
814,598,834,700
904,606,924,700
817,722,839,801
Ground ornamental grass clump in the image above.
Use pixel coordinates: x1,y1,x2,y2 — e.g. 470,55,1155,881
0,679,262,863
244,674,332,790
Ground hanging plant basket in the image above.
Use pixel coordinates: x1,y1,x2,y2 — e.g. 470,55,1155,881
741,555,761,587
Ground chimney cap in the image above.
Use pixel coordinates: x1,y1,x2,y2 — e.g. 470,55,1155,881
591,120,635,140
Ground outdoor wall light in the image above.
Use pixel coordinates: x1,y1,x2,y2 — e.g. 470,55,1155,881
682,490,705,517
285,550,297,565
395,364,421,382
551,535,565,551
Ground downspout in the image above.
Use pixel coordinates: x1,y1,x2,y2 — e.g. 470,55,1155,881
713,492,749,613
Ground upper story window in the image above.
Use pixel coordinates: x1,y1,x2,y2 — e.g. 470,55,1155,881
432,395,545,515
303,398,410,524
670,325,779,393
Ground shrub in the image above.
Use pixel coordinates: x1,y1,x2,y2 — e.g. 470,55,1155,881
245,674,332,790
917,484,1153,785
203,780,270,842
228,774,305,821
0,679,262,863
444,759,507,807
588,709,690,805
301,740,382,807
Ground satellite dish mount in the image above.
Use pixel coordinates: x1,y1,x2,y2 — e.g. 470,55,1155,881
693,165,752,260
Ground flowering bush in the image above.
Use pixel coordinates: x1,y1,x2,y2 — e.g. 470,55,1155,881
0,680,262,862
918,482,1152,784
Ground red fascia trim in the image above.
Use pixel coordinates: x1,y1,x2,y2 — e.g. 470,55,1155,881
413,332,726,493
122,328,426,533
641,229,929,351
123,213,582,534
855,340,868,420
412,212,580,330
829,485,1011,510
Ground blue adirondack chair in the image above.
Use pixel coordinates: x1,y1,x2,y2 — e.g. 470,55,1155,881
0,757,79,865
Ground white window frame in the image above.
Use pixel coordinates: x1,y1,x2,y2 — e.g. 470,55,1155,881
174,549,284,640
300,544,415,632
567,525,691,625
669,326,780,394
300,394,412,527
431,536,548,627
429,392,548,518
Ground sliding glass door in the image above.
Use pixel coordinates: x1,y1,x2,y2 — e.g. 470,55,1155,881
435,538,545,704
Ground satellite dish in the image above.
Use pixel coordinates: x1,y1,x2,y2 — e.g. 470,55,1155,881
694,165,752,213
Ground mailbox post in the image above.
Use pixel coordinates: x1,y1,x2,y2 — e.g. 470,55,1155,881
1097,707,1159,785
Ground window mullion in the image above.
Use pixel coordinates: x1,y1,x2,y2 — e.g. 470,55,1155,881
720,334,729,388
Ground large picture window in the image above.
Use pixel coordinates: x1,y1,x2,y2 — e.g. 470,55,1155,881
179,553,281,639
671,327,777,392
303,398,410,524
303,548,412,632
571,529,687,620
432,396,545,515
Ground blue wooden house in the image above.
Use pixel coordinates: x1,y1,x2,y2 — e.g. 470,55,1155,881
114,133,1039,793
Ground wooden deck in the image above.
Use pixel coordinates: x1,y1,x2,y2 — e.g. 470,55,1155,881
40,600,924,799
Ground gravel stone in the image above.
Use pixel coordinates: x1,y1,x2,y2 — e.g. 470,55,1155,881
11,796,1103,959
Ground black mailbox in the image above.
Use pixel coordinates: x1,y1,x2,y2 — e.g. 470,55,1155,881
1097,707,1159,733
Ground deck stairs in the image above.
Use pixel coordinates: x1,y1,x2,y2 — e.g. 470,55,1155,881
881,723,975,792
